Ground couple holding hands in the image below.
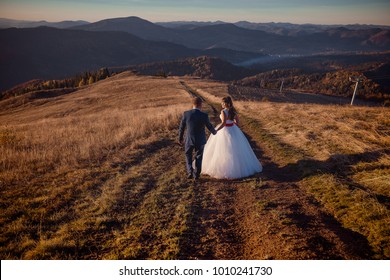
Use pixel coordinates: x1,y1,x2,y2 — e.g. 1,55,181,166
179,96,262,180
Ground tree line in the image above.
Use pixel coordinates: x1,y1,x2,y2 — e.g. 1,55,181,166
1,68,110,99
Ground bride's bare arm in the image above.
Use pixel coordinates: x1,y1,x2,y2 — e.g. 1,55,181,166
234,114,239,125
216,110,226,131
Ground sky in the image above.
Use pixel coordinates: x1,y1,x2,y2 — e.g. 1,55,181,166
0,0,389,25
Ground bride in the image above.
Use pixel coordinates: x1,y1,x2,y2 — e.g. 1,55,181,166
201,96,262,179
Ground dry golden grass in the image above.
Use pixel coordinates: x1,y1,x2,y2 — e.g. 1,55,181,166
237,102,390,162
0,73,192,259
0,73,189,185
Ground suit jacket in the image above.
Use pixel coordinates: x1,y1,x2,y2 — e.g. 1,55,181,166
179,109,216,148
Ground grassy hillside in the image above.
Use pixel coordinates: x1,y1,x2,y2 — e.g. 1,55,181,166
1,74,389,259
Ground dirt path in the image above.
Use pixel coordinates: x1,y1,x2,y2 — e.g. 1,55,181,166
177,81,374,259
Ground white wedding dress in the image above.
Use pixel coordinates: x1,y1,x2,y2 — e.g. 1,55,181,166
201,109,262,179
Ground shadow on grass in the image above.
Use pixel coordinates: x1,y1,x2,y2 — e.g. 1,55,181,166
247,128,388,259
269,149,390,208
259,149,390,259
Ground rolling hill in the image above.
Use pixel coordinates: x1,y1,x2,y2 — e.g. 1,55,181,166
123,56,257,81
232,65,390,102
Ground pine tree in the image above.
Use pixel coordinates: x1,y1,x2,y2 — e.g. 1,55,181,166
98,68,110,80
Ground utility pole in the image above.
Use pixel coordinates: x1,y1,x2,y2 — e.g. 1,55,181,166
349,76,360,106
279,79,284,93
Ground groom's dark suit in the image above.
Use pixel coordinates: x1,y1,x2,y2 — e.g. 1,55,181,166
179,108,216,178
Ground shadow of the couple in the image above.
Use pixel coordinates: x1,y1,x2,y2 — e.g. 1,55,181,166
261,149,390,208
253,149,388,259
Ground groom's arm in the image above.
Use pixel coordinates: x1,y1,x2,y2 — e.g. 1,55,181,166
178,113,186,143
205,114,217,135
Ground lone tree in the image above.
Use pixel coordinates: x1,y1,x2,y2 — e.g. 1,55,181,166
97,68,110,80
156,69,168,78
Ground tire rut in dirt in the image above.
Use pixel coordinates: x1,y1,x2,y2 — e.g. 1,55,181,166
179,179,245,259
54,135,181,259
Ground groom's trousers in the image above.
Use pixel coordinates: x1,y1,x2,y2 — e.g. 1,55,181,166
185,144,205,177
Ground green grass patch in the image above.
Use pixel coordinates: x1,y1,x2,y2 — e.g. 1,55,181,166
302,174,390,259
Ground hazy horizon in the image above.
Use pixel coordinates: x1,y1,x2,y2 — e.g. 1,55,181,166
2,16,390,27
1,0,389,26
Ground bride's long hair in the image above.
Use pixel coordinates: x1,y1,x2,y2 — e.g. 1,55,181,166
222,96,237,120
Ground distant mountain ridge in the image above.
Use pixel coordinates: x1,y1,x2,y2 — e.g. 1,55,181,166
73,16,390,54
71,16,182,42
3,16,389,54
1,16,390,91
0,26,196,90
0,18,89,29
159,20,390,36
3,17,388,32
0,26,261,90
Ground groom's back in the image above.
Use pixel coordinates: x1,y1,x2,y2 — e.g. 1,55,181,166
183,109,207,146
185,109,206,133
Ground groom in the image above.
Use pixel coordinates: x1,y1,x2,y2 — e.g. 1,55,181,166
179,97,217,179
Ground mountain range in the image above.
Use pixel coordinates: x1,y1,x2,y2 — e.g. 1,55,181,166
0,18,88,29
1,16,389,91
0,26,198,91
72,17,390,53
3,17,389,34
158,20,390,36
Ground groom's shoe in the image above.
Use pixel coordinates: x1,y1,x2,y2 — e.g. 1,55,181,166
193,172,200,180
187,173,193,179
